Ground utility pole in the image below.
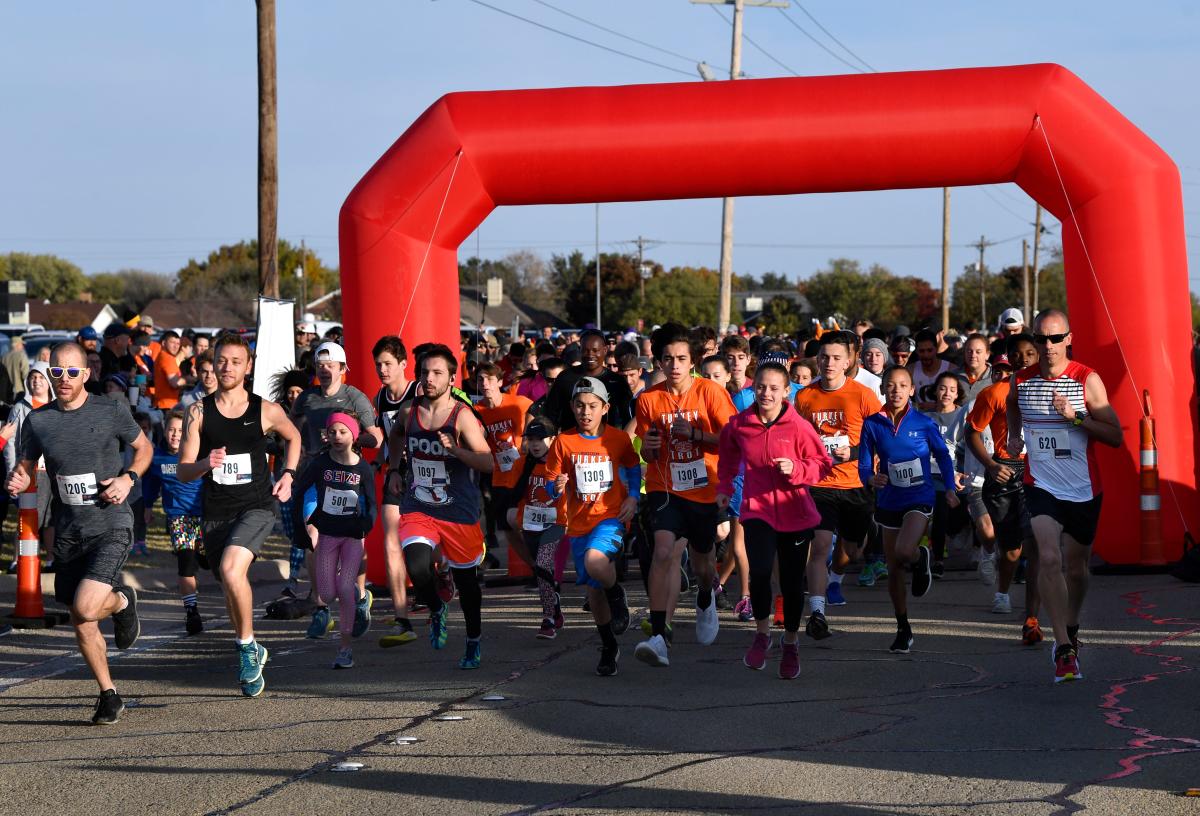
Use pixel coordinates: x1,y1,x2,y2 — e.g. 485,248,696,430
940,188,951,332
970,234,995,329
1021,239,1030,326
594,203,601,331
635,235,647,304
256,0,279,298
1031,204,1044,315
297,238,308,318
692,0,788,333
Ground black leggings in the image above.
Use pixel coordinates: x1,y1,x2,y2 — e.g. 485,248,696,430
741,519,811,632
404,541,483,639
930,489,969,561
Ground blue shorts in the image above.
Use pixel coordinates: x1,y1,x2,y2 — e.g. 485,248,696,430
303,486,318,523
728,472,745,518
568,518,624,589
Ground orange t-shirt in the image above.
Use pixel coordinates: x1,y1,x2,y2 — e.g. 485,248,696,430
514,460,567,533
543,425,639,537
635,377,735,503
476,392,533,488
967,380,1021,462
794,378,883,489
154,350,182,409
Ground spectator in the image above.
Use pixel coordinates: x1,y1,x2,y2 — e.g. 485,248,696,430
2,337,29,404
100,324,132,379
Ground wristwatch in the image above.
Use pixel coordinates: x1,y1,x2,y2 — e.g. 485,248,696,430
1072,414,1086,427
123,470,139,485
282,468,297,478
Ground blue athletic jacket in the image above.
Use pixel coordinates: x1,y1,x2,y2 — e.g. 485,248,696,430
143,449,204,518
858,407,956,511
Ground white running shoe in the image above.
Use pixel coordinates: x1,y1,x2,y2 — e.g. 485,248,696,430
978,553,997,586
695,596,720,646
990,593,1012,614
633,635,670,667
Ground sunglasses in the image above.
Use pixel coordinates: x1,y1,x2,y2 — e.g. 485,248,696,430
1033,332,1069,345
49,366,86,380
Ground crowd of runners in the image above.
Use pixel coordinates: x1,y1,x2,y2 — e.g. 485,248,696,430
1,306,1122,724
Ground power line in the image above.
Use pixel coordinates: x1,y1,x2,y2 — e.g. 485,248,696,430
529,0,729,73
776,7,866,74
465,0,696,78
709,5,799,76
791,3,876,72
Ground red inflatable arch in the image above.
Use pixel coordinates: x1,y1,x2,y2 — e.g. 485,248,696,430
339,63,1194,566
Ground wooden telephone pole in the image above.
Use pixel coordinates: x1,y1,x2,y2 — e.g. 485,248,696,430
257,0,279,298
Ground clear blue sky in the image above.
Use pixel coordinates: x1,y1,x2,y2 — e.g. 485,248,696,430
2,1,1197,295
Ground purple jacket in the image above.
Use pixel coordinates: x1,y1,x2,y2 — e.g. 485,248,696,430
717,402,833,532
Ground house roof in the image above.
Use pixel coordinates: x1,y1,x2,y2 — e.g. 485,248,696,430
27,301,119,332
459,285,564,331
141,299,254,332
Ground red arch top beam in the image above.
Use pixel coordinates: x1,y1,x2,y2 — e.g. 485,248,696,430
339,63,1194,563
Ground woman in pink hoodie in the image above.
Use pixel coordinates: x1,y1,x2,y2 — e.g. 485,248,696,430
717,362,832,678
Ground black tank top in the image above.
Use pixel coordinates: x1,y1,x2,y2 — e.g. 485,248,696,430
199,393,274,520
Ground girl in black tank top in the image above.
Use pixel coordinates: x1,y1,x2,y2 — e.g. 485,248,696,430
199,393,274,520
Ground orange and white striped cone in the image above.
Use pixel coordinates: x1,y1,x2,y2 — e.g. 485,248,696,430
1139,390,1166,567
3,472,59,628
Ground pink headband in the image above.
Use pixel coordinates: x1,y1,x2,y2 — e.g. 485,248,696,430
326,411,360,439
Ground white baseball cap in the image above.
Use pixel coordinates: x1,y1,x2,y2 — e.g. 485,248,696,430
297,321,318,334
999,307,1024,327
315,341,347,366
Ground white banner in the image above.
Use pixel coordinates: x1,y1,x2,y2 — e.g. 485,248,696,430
253,296,297,401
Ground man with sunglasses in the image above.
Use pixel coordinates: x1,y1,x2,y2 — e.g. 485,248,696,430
1006,310,1121,684
7,343,153,725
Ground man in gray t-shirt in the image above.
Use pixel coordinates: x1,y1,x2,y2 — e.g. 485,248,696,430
7,342,153,725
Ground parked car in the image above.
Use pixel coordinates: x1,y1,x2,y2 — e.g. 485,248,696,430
20,330,76,364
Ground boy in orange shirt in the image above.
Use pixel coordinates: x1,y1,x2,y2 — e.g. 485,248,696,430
476,363,534,573
543,377,640,677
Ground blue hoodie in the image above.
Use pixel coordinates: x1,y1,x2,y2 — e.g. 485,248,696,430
143,448,204,517
858,406,956,511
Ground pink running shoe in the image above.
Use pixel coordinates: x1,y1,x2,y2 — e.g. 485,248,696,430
733,596,754,623
779,639,801,679
743,632,772,670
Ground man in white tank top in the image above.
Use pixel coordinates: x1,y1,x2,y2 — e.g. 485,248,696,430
1005,309,1122,685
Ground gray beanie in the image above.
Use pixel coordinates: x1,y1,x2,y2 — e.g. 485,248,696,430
862,337,892,365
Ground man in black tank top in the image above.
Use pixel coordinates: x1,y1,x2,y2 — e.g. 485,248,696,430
178,333,300,698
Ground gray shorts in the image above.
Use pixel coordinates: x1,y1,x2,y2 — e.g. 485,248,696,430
53,528,132,605
202,508,276,576
965,485,988,522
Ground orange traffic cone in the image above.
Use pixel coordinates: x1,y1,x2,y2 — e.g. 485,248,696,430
1139,390,1166,567
3,472,65,628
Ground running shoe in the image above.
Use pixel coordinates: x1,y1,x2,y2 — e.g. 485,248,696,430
931,561,945,580
306,606,331,639
978,552,997,586
826,581,847,606
805,610,831,641
436,568,456,604
553,593,565,630
633,634,670,667
715,584,732,610
0,624,11,638
241,674,265,698
734,596,754,622
890,628,914,654
582,596,591,612
536,619,557,639
911,545,933,598
112,587,140,650
1053,644,1082,683
380,618,417,647
773,595,784,628
459,639,481,670
91,689,124,726
596,644,620,677
874,561,888,580
332,647,354,669
185,605,203,636
743,632,771,670
428,605,449,650
639,619,674,642
237,641,268,685
695,594,719,645
1022,616,1044,646
991,593,1012,614
857,563,877,587
352,589,373,638
608,584,631,636
778,638,801,680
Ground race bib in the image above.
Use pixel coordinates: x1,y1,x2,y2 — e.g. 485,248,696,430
1030,428,1071,460
888,457,924,488
496,445,520,473
670,459,708,492
522,504,557,531
212,453,253,486
821,434,849,458
575,460,613,496
411,457,448,489
322,488,358,516
56,472,98,506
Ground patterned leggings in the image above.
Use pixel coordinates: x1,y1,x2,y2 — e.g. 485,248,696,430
314,534,364,640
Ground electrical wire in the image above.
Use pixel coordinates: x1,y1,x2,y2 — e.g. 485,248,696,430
708,5,799,77
465,0,695,79
791,3,877,72
776,7,866,74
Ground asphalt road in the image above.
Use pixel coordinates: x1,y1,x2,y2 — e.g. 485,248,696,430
1,560,1197,815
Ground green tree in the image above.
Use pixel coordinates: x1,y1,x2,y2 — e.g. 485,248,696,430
949,263,1020,330
176,240,337,321
760,295,799,336
549,251,641,328
0,252,87,302
87,269,175,314
613,266,740,329
759,271,792,290
802,259,898,328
